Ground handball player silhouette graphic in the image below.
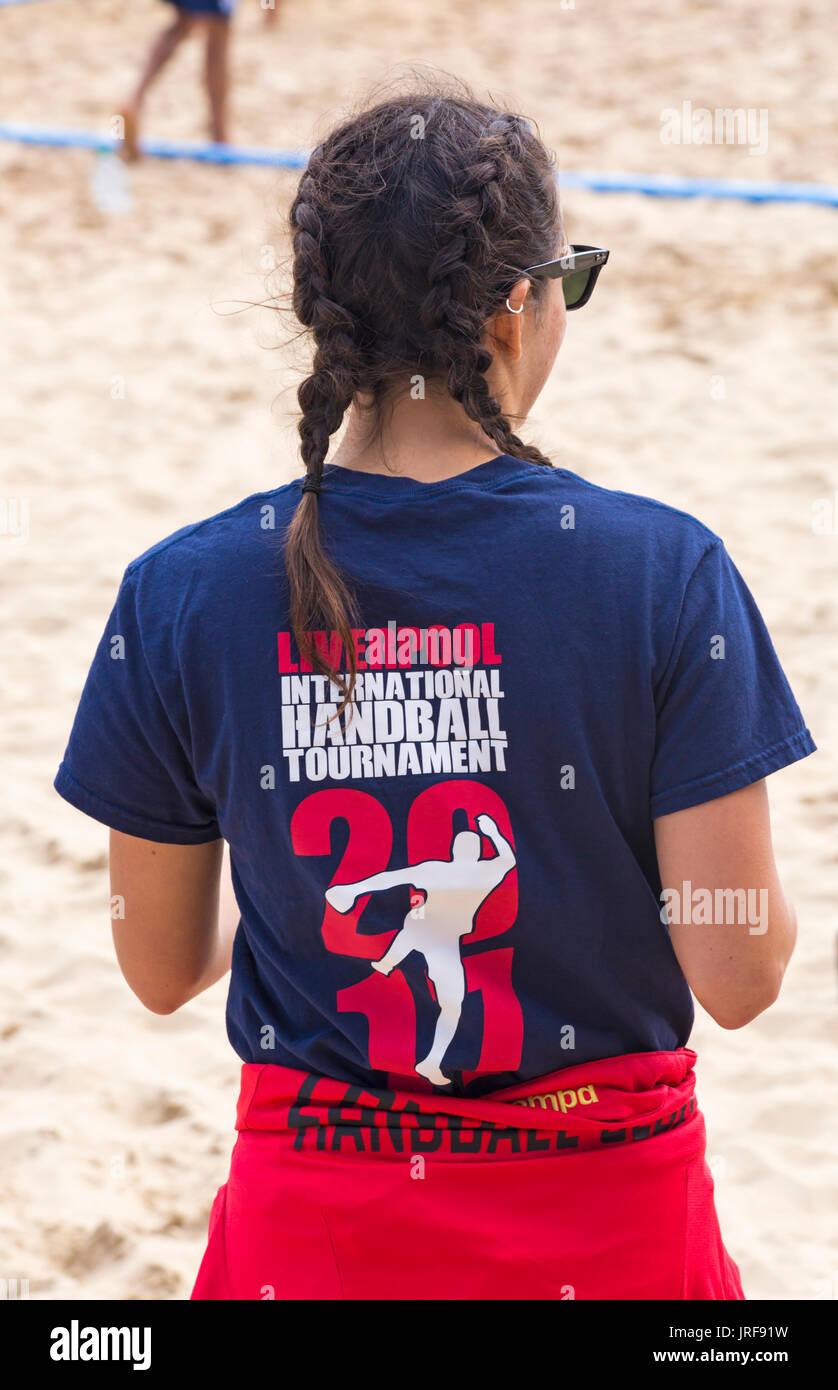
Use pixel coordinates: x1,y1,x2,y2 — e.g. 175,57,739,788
325,814,516,1086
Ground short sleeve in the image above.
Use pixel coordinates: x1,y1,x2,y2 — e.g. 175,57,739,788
54,570,220,844
650,540,816,817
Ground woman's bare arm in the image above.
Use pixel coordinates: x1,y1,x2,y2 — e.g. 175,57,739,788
109,830,239,1014
653,779,797,1029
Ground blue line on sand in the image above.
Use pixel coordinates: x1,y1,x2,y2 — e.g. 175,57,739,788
558,169,838,205
0,122,836,205
0,123,310,169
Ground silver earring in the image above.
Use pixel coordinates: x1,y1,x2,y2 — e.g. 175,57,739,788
505,298,525,314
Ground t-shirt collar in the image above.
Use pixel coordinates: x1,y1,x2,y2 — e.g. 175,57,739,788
317,454,534,499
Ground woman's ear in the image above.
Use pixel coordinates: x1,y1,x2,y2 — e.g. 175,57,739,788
485,278,532,363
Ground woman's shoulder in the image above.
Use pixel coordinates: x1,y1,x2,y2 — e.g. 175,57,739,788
122,480,302,585
546,466,725,576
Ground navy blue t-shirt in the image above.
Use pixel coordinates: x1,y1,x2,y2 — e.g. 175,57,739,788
55,455,816,1096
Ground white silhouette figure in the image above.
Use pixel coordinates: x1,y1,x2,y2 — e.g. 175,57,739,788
325,814,516,1086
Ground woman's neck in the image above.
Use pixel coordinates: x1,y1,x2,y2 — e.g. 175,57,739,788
328,392,507,483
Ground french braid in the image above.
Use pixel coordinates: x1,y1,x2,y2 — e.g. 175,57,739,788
420,114,554,469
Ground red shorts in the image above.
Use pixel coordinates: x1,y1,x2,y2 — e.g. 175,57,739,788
191,1048,744,1301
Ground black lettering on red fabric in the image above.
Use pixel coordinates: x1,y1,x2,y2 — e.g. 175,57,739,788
328,1106,365,1151
486,1127,522,1153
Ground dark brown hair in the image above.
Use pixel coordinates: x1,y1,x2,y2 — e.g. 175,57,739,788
284,82,561,715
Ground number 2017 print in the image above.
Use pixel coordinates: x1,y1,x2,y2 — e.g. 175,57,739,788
291,780,523,1088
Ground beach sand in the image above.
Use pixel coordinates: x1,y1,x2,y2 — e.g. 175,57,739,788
1,0,836,1299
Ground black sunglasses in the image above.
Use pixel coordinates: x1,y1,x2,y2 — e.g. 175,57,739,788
523,244,610,310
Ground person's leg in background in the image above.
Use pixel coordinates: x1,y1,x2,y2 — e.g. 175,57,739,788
120,8,196,161
203,16,232,145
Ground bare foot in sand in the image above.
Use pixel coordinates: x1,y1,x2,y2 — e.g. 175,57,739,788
118,106,140,164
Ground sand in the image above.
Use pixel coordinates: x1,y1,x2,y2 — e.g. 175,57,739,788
1,0,836,1300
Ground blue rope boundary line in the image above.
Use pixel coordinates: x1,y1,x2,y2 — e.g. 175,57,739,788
558,169,838,206
0,123,310,169
0,122,836,204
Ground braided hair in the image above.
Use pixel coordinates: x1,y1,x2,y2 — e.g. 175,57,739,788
284,86,561,715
